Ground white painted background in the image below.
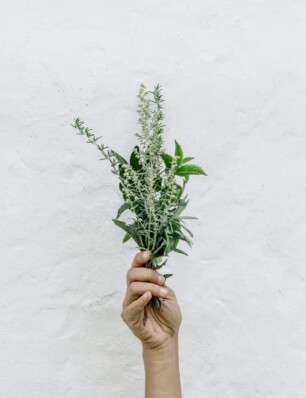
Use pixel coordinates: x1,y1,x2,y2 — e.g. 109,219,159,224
1,1,306,397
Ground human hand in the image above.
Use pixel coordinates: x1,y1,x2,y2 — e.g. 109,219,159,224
121,250,182,351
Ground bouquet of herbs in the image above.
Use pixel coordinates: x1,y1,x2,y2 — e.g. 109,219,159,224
72,83,207,322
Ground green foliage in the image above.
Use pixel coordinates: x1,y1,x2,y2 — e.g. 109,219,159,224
161,152,173,169
176,164,207,177
71,83,207,274
174,140,184,165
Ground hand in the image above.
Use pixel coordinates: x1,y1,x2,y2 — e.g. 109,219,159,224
121,250,182,351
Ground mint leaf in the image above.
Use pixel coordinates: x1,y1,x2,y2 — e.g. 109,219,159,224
174,140,184,164
161,152,173,169
181,156,194,164
176,164,207,176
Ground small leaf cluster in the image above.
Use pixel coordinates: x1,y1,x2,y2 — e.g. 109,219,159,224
72,84,207,278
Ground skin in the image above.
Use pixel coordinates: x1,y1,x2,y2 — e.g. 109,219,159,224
121,250,182,398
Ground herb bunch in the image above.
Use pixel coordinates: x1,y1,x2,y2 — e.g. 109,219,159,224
72,83,207,322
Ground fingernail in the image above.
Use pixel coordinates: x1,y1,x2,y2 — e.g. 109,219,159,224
143,291,151,300
160,287,168,297
143,250,151,260
158,275,165,285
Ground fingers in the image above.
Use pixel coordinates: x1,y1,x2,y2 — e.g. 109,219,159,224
121,291,152,323
131,250,151,268
126,267,165,286
123,281,169,307
121,250,178,326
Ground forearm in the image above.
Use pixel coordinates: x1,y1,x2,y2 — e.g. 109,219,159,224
142,337,182,398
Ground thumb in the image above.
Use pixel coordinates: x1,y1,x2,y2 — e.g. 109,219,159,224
121,291,152,323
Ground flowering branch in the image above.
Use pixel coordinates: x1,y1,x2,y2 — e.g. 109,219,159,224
71,83,207,323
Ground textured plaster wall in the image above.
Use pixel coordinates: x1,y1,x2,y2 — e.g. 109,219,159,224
1,1,306,397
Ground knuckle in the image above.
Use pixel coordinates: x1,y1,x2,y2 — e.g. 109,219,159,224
146,269,159,283
129,281,138,294
120,309,126,320
126,268,133,283
145,268,154,280
153,284,162,295
132,251,142,266
145,268,161,283
155,271,164,284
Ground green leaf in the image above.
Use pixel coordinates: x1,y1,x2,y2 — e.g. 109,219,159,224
122,233,131,243
130,146,142,171
154,259,168,270
172,235,180,250
180,233,193,247
110,150,128,165
164,235,176,255
181,156,194,164
116,202,131,219
119,181,129,201
161,152,173,169
163,273,173,279
170,220,181,233
172,197,190,218
154,176,162,192
181,223,193,237
173,248,188,256
112,219,140,245
174,140,184,164
175,183,183,198
180,216,198,220
176,164,207,176
118,164,125,178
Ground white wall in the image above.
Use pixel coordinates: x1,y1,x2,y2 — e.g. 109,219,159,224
1,1,306,397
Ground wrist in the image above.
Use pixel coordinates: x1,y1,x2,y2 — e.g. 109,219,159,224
142,336,182,397
142,336,179,363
